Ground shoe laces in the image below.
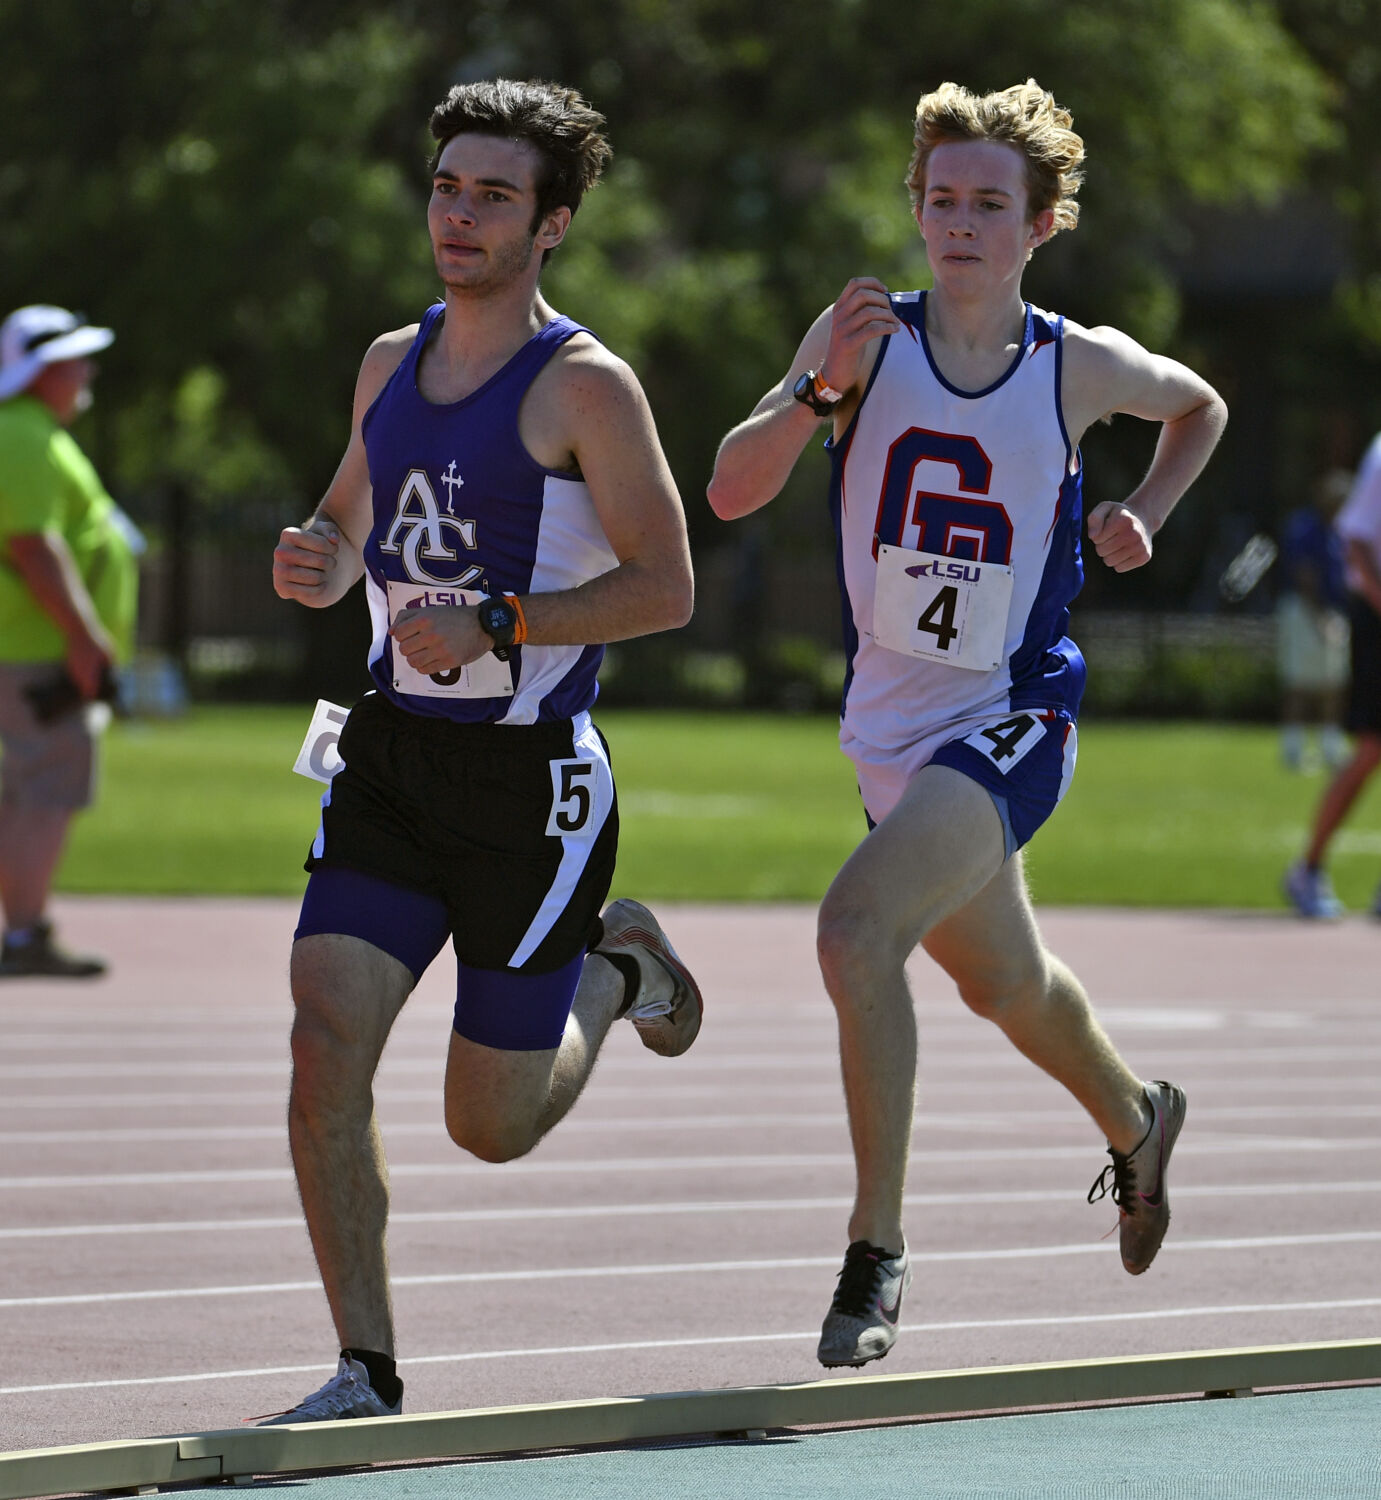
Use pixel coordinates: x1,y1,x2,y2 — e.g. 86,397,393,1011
275,1364,374,1420
1087,1147,1135,1213
830,1242,889,1317
312,1370,369,1415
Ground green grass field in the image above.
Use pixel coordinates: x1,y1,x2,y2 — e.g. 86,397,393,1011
57,706,1381,910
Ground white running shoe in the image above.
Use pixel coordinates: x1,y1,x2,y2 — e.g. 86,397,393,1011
596,899,703,1057
817,1240,911,1368
258,1355,401,1425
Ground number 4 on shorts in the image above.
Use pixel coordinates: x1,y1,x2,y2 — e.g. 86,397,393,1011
962,712,1047,773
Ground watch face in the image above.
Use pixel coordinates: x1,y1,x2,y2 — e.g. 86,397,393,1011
793,371,838,412
479,598,516,647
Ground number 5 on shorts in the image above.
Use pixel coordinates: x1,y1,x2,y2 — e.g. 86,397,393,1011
547,758,596,836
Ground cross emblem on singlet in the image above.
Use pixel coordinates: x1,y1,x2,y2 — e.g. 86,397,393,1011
440,460,464,515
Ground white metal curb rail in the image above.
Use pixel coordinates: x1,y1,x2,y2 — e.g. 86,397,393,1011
1,1339,1378,1500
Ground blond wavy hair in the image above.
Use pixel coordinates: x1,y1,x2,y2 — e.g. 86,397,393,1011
906,80,1085,236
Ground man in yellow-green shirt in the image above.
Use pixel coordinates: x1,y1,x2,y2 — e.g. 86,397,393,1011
0,305,139,977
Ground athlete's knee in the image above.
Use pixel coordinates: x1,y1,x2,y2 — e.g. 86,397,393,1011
289,982,364,1070
954,954,1051,1022
956,970,1039,1022
287,1016,372,1130
817,894,906,1000
444,1105,540,1164
288,976,387,1107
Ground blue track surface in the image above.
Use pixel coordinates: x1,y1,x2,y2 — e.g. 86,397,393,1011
179,1386,1380,1498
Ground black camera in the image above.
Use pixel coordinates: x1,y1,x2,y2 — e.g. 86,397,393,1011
23,665,121,724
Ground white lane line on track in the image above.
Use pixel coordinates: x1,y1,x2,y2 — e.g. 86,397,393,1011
4,1178,1378,1242
9,1101,1381,1145
5,1232,1381,1310
5,1005,1378,1050
5,1297,1380,1396
5,1043,1381,1080
9,1024,1376,1055
3,1074,1380,1111
3,1135,1378,1191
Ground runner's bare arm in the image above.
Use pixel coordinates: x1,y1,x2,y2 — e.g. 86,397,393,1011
527,349,694,642
1062,324,1227,574
708,279,900,520
389,349,693,676
272,330,414,608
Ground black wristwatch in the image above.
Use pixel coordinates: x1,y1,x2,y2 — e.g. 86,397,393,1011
475,595,518,660
793,369,844,418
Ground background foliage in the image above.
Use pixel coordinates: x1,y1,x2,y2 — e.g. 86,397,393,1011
3,0,1381,689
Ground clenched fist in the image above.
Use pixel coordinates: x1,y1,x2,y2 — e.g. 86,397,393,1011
273,522,340,601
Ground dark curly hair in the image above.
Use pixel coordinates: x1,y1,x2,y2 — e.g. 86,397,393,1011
429,78,612,237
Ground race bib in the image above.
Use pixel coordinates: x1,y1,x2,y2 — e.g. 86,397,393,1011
386,580,514,700
545,757,605,838
962,711,1049,773
293,699,349,784
873,544,1014,672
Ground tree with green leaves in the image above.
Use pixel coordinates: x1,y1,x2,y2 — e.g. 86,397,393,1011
2,0,1370,689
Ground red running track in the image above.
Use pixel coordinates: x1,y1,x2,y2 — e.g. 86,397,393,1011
1,897,1377,1453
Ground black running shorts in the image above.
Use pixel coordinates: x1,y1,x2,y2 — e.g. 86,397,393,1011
306,692,618,974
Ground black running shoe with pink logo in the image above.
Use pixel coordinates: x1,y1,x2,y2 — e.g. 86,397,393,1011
1088,1080,1187,1275
817,1239,911,1368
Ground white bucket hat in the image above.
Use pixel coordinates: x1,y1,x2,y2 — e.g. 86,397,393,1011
0,305,114,402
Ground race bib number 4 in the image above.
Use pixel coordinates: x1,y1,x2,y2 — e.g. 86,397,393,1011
873,544,1014,672
386,580,513,700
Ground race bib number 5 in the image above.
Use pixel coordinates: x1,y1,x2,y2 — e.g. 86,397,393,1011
386,580,513,700
873,544,1014,672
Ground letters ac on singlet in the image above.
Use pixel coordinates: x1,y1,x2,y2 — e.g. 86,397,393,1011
359,306,619,726
377,467,481,581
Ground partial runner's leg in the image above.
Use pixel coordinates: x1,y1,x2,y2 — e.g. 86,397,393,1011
443,949,626,1163
924,859,1186,1275
444,903,704,1162
816,764,1007,1253
1304,732,1381,867
814,766,1006,1367
288,934,413,1357
921,856,1149,1153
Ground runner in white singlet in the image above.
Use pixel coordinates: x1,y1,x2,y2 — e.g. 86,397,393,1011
710,80,1227,1369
